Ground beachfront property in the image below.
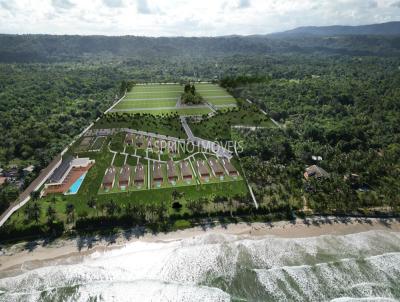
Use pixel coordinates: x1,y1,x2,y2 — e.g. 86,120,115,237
153,162,164,185
146,137,153,149
119,164,131,189
196,160,210,179
167,160,178,183
208,158,225,178
221,159,239,177
134,163,145,186
102,166,116,190
44,157,95,195
180,160,193,181
135,135,144,148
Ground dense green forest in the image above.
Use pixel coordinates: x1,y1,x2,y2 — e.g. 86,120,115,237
226,56,400,215
0,32,399,225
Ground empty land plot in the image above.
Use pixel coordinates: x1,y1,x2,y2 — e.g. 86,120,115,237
90,136,107,151
114,99,177,110
125,91,181,99
196,84,237,108
132,84,182,92
113,107,212,116
112,84,183,114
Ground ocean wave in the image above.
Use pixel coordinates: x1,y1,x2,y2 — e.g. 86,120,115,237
1,230,400,301
0,279,231,302
255,251,400,301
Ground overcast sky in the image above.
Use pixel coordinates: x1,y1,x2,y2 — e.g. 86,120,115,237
0,0,399,36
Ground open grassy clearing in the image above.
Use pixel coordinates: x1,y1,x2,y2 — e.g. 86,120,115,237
94,114,187,139
195,83,237,109
206,97,237,105
189,107,275,141
125,91,181,99
130,84,182,92
114,100,177,109
113,107,212,116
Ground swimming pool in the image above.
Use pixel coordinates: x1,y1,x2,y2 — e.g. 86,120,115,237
65,173,87,195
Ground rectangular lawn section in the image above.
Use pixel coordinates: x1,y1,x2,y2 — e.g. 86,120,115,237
130,84,182,92
197,91,231,97
113,153,126,167
206,97,237,105
126,155,139,166
115,100,177,109
125,91,181,99
195,83,237,110
112,107,212,115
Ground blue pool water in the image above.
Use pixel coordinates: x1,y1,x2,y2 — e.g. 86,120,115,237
66,173,87,195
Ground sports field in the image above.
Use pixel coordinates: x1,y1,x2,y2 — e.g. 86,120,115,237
111,84,213,115
195,83,237,109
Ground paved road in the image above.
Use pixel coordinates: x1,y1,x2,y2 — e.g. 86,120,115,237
180,116,195,139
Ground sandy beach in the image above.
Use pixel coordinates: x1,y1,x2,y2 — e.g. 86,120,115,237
1,216,400,273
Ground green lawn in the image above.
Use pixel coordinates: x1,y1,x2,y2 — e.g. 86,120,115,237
206,97,237,105
125,91,181,99
189,107,275,141
112,107,212,115
90,136,107,150
113,153,126,167
115,99,177,109
94,114,187,139
129,84,182,93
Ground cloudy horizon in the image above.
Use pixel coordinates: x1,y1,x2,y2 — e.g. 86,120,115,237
0,0,399,36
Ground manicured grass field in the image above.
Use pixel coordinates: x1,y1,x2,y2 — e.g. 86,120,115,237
113,84,183,114
125,91,181,99
111,84,217,116
195,83,237,109
113,107,212,115
114,100,177,109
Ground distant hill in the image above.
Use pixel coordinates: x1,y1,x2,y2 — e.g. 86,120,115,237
1,22,400,63
271,21,400,37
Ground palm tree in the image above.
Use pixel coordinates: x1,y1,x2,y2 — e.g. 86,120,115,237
105,200,118,216
32,202,41,224
65,203,75,223
227,197,234,217
46,205,56,224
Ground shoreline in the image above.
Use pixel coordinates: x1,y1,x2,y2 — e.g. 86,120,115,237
1,216,400,273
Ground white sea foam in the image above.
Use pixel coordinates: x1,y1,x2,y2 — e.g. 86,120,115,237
1,230,400,301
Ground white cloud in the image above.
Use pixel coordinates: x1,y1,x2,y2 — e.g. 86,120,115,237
0,0,399,36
